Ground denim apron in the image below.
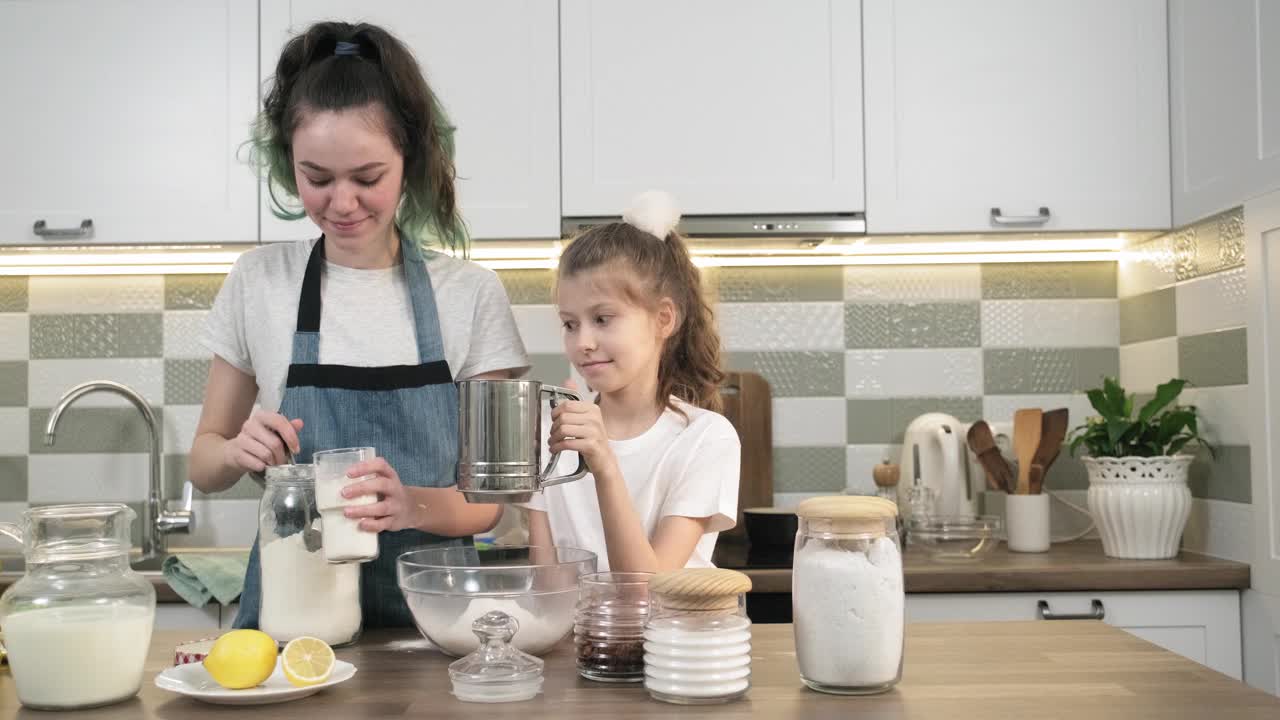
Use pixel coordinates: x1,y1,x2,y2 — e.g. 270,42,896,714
234,234,466,629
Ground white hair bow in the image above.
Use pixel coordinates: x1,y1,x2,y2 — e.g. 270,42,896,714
622,190,681,241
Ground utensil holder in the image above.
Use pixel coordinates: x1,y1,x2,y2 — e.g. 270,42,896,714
1005,493,1050,553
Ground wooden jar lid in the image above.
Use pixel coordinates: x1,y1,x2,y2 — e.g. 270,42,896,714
649,568,752,611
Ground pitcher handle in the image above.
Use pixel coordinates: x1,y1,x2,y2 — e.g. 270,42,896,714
538,384,590,488
0,522,21,546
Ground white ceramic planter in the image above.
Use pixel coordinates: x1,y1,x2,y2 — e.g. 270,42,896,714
1083,455,1194,559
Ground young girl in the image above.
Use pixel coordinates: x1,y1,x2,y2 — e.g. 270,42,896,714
525,191,741,572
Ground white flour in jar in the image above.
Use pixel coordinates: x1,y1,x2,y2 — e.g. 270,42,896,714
260,522,362,646
793,536,904,686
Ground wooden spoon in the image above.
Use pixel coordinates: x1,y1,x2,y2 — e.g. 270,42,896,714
1012,409,1043,495
1028,463,1047,495
966,421,1014,493
1032,408,1070,475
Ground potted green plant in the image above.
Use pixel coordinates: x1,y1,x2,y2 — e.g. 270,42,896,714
1069,377,1212,559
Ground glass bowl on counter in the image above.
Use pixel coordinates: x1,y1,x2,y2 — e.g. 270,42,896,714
396,545,597,657
906,515,1002,562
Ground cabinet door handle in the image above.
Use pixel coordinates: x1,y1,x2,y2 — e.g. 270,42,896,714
33,219,94,239
990,207,1050,226
1037,599,1105,621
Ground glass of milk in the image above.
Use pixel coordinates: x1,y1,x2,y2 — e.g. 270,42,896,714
314,446,381,563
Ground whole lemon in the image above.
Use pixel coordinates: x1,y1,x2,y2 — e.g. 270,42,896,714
202,630,278,690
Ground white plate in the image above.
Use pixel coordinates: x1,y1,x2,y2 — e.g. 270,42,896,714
154,657,357,705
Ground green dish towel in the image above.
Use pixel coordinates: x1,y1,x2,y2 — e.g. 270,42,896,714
162,552,249,608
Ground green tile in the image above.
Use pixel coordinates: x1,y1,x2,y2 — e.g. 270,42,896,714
164,454,262,501
1043,451,1089,491
524,353,572,385
0,277,28,311
0,457,27,501
1119,288,1176,344
710,267,844,302
847,399,894,443
1073,348,1121,391
844,302,981,349
496,270,555,305
1188,444,1251,502
30,313,163,358
889,397,983,444
984,348,1118,394
31,407,161,454
724,352,843,397
1179,329,1248,388
772,446,846,493
165,275,226,310
0,361,27,406
166,358,211,405
981,262,1117,299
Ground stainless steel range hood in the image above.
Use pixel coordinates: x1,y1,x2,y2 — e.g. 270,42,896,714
562,213,866,239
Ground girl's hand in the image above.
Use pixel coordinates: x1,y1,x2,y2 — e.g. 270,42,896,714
549,398,615,474
340,457,421,533
223,410,303,473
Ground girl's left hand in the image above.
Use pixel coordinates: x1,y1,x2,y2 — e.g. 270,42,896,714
340,457,420,533
549,400,615,473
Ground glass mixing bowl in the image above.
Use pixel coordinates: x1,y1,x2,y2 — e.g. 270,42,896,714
907,515,1002,562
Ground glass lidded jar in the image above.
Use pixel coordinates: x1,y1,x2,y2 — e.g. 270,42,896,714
792,495,904,695
258,463,362,647
643,568,753,705
575,571,653,682
0,504,156,710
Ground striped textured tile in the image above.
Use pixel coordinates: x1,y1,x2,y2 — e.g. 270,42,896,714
845,444,899,495
846,349,983,398
165,358,211,406
0,408,28,455
0,277,28,312
1176,267,1247,337
30,313,163,359
0,457,26,501
843,265,982,302
1188,445,1251,503
164,275,226,310
165,455,262,501
495,269,555,305
725,351,844,397
1118,236,1176,298
525,353,572,385
27,358,164,408
26,453,150,503
772,397,848,447
1178,328,1248,388
981,262,1117,299
0,361,27,406
772,446,847,493
0,314,29,361
28,276,164,314
511,305,562,354
711,267,844,302
982,300,1118,348
845,302,980,349
1119,288,1176,344
1119,338,1179,394
983,348,1119,395
163,311,211,359
720,302,844,351
1182,385,1249,447
31,407,160,454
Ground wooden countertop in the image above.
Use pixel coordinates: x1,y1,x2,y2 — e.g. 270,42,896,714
714,539,1253,593
3,623,1276,718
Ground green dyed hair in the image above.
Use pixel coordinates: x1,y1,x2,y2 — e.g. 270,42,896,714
248,22,468,254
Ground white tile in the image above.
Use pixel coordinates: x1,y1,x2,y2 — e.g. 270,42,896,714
1181,385,1250,446
27,453,150,503
845,349,983,397
0,501,27,526
845,444,900,495
844,265,982,302
28,358,164,408
772,397,847,446
1119,338,1179,394
771,491,827,510
981,300,1119,348
0,408,30,456
163,311,211,360
1118,242,1176,298
511,305,563,354
168,499,260,549
718,302,843,351
1176,267,1247,337
28,276,164,313
163,404,204,455
981,394,1098,428
0,314,29,361
1182,498,1252,563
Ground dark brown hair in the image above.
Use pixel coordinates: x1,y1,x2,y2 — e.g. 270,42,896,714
558,223,724,414
250,22,466,252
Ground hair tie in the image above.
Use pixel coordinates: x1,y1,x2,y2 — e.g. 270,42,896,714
334,41,361,57
622,190,681,242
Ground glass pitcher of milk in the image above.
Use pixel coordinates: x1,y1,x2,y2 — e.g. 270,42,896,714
0,503,156,710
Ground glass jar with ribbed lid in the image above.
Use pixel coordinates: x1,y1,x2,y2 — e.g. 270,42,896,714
643,568,752,705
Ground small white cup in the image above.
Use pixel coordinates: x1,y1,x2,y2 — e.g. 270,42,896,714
313,446,380,563
1005,493,1051,553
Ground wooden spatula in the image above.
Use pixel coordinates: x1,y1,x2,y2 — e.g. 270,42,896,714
966,421,1014,493
1012,409,1043,495
1032,408,1070,476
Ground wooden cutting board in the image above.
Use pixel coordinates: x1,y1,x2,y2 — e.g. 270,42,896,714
718,371,773,542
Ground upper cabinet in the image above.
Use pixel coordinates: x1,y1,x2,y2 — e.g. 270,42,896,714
259,0,561,242
1169,0,1280,227
863,0,1170,234
559,0,864,217
0,0,258,246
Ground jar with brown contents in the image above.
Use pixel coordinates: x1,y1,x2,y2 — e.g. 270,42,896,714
573,572,652,682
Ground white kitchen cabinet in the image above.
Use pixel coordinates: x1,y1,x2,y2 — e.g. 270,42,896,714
863,0,1170,234
0,0,259,246
259,0,560,242
907,590,1243,679
559,0,864,217
154,603,222,632
1169,0,1280,227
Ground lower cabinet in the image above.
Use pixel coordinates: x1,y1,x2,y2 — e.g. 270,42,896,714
907,590,1243,680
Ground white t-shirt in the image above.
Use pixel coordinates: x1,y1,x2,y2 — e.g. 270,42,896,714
202,238,529,412
525,399,741,571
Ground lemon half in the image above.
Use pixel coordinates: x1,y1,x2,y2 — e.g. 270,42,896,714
281,636,335,687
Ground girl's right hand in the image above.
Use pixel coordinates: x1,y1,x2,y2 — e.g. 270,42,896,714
224,410,304,473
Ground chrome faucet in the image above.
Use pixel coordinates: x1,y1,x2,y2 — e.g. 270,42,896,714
45,380,193,559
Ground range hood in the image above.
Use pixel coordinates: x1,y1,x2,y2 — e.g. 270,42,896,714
561,213,866,239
